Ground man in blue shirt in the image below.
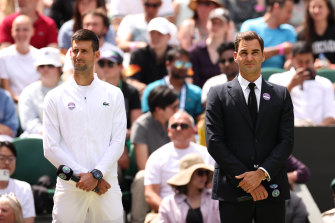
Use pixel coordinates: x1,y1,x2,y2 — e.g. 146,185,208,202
0,89,18,140
141,47,203,121
240,0,296,68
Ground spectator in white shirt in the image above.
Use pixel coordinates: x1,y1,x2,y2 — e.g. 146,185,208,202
269,41,335,126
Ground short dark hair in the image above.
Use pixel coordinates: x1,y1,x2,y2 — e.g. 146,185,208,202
234,31,264,53
72,29,99,52
292,41,313,57
166,47,190,63
0,141,17,157
82,8,110,29
148,86,178,113
217,42,235,55
267,0,293,11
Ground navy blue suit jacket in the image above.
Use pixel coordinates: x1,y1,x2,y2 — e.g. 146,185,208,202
205,77,294,202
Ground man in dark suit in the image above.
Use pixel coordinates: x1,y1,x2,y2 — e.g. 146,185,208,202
205,31,294,223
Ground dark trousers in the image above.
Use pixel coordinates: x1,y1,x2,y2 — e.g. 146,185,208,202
219,200,285,223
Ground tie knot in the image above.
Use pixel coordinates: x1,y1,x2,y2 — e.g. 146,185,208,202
249,83,256,91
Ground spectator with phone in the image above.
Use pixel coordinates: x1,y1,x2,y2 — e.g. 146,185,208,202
269,41,335,126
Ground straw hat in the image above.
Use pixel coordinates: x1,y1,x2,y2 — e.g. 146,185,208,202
188,0,224,11
167,153,214,186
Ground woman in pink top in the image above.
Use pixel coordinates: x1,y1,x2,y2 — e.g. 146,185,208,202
158,153,219,223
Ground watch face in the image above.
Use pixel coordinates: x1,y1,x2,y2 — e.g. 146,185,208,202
92,170,102,180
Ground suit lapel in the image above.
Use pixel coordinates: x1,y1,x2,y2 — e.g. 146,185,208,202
227,78,254,129
255,79,274,132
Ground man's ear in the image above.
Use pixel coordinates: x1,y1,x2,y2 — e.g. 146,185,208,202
95,50,100,62
234,51,237,62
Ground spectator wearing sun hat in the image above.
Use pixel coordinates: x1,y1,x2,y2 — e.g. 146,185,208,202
18,47,63,137
158,153,219,223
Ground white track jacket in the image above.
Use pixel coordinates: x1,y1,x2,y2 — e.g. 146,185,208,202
43,74,126,189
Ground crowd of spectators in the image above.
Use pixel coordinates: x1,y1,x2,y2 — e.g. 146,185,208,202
0,0,334,222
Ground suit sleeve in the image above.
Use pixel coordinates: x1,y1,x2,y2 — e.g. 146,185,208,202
205,86,248,187
260,87,294,178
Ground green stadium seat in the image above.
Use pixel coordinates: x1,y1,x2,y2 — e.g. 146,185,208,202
11,138,56,185
316,68,335,83
261,67,286,80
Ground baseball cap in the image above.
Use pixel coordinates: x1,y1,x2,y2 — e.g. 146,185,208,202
35,47,62,67
147,17,171,35
99,47,124,64
208,8,230,23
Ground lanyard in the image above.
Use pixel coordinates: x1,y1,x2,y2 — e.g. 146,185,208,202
164,76,186,110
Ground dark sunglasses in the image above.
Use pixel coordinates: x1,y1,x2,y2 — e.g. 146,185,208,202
219,58,234,64
98,60,116,68
144,2,161,8
196,169,210,177
197,1,215,6
38,64,55,68
170,123,189,130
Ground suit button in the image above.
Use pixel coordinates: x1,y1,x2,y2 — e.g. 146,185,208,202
255,139,258,143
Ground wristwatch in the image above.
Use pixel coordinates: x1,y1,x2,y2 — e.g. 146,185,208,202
90,169,103,181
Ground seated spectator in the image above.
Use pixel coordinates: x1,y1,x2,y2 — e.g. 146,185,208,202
201,42,239,106
143,111,215,222
322,178,335,223
0,0,58,49
221,0,265,31
240,0,297,68
178,0,223,50
0,193,24,223
297,0,335,69
0,0,15,24
49,0,75,29
18,47,62,138
57,0,115,55
198,42,238,146
96,48,141,140
116,0,162,52
0,89,18,141
0,141,35,223
110,0,173,30
141,47,203,121
0,15,40,103
159,153,219,223
285,155,310,223
269,41,335,126
287,155,311,185
62,8,120,80
189,8,234,88
130,86,178,223
126,17,173,94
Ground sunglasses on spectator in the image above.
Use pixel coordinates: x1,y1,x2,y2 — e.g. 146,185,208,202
197,1,215,6
219,58,235,64
196,169,210,177
98,60,117,68
0,155,16,163
38,64,55,68
174,60,192,69
170,123,189,130
144,2,161,8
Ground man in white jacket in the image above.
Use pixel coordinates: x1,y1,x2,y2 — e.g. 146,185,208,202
43,29,126,223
